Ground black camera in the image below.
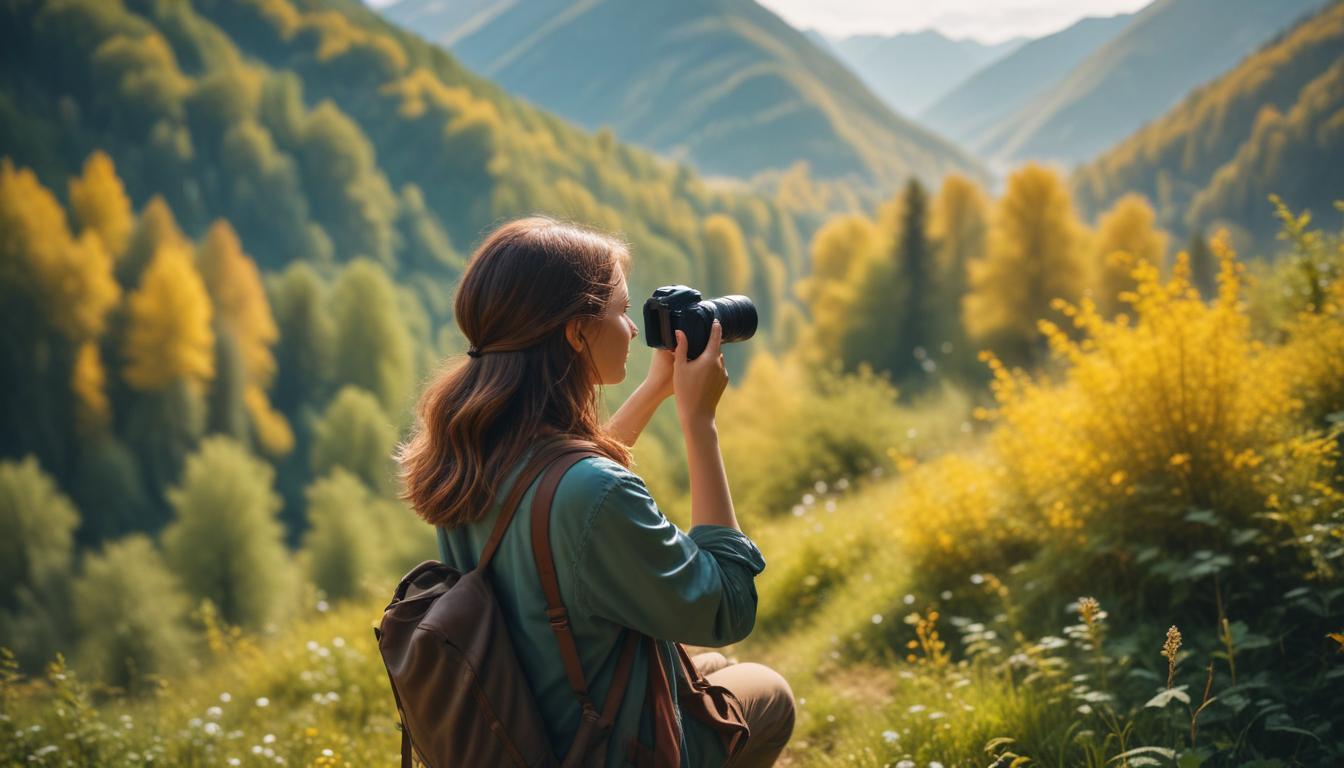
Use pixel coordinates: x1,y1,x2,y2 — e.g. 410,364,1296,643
643,285,757,360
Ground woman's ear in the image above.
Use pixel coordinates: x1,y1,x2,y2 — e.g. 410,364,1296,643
564,316,586,354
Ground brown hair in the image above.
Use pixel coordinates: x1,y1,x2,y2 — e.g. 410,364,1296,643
395,216,634,528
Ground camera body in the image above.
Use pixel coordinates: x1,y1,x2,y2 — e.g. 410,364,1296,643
642,285,757,360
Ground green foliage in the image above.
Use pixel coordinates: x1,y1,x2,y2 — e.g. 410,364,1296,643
300,469,380,602
0,456,79,670
161,436,289,629
268,260,334,416
71,534,195,691
328,259,413,421
309,386,397,495
717,353,910,524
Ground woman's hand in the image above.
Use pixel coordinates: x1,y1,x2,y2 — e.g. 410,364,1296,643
673,320,728,428
643,345,676,402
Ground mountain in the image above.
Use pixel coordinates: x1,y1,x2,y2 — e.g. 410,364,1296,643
0,0,823,348
1073,2,1344,245
921,14,1134,155
827,30,1026,117
974,0,1331,168
380,0,984,188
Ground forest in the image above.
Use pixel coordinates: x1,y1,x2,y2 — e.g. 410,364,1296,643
1,0,1341,766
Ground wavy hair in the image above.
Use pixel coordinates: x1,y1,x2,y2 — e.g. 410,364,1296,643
396,216,634,527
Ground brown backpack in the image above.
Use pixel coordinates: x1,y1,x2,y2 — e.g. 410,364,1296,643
375,440,750,767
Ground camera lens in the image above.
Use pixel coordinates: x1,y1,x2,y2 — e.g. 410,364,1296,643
707,295,757,343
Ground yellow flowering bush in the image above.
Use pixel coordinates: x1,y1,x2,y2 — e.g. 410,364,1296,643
978,235,1339,566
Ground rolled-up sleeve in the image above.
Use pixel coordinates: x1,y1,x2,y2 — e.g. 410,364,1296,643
573,466,766,647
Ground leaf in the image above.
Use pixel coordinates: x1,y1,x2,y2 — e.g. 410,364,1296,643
1108,746,1177,764
1183,509,1219,526
1177,751,1209,768
984,736,1016,753
1264,724,1322,743
1145,686,1191,708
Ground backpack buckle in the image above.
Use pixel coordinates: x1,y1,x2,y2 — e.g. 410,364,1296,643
546,607,571,631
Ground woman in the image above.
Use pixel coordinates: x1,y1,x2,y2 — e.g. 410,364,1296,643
396,217,794,767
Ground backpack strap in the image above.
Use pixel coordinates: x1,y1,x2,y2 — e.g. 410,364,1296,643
476,437,579,572
530,450,644,767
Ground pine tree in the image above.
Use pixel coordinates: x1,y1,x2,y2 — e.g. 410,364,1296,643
964,164,1090,367
1187,230,1218,300
892,178,934,382
161,436,288,629
1092,194,1169,317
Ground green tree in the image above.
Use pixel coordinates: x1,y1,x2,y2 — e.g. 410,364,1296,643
72,534,194,690
269,261,334,416
310,386,398,495
301,469,380,601
330,259,413,420
161,436,288,629
0,456,79,670
1188,230,1217,300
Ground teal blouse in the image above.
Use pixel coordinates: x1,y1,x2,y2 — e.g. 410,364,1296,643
436,446,767,768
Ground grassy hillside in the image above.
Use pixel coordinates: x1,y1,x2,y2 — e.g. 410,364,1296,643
1074,1,1344,245
920,14,1133,156
977,0,1329,168
826,30,1024,118
381,0,985,188
5,204,1342,767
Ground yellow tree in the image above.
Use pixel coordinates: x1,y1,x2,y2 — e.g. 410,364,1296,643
794,214,879,368
702,214,753,296
0,160,120,465
68,151,134,260
964,163,1089,366
1091,193,1169,317
197,221,293,457
122,241,215,394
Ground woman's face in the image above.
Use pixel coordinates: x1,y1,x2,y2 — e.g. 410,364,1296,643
571,268,638,385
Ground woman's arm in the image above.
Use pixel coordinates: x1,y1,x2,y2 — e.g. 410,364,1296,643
605,380,667,448
605,348,675,447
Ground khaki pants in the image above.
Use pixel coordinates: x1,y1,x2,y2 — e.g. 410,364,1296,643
690,653,796,768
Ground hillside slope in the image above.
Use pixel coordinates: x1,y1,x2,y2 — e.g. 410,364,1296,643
1073,1,1344,244
978,0,1329,168
382,0,984,187
0,0,816,326
920,14,1133,155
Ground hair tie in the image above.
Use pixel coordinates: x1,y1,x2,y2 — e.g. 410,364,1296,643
467,346,483,358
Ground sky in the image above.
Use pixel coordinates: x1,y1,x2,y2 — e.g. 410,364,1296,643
756,0,1154,44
